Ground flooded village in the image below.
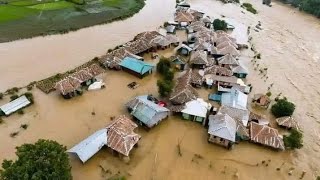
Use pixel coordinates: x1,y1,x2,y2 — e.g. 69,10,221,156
1,0,320,179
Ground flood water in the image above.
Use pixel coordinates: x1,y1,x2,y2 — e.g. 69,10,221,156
0,0,320,179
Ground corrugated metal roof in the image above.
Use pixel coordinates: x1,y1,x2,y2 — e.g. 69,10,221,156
128,95,169,126
120,57,154,75
221,88,248,110
181,98,211,118
67,129,107,163
0,95,31,115
208,114,237,142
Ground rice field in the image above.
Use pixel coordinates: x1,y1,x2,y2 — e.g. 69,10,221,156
0,0,145,42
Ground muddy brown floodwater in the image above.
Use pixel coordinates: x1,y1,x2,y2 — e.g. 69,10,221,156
0,0,320,179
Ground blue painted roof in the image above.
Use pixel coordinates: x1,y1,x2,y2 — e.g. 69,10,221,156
120,57,154,75
130,95,169,126
221,88,248,110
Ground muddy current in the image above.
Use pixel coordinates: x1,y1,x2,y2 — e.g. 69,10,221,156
0,0,320,179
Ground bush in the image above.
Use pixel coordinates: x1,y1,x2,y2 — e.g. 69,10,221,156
0,117,3,124
20,124,28,129
0,139,72,179
10,94,19,101
157,57,171,75
266,92,272,97
24,92,34,103
213,19,227,31
0,110,4,117
0,93,3,99
271,98,295,117
242,3,257,14
283,129,303,149
17,110,24,115
27,85,33,91
6,87,19,95
157,80,174,97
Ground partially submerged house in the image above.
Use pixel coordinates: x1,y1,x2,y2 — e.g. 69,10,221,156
232,64,249,78
221,88,248,110
99,47,138,69
170,56,187,71
252,94,271,109
249,112,269,126
217,54,239,68
174,10,194,26
176,1,191,10
126,95,170,128
166,25,176,34
276,116,299,130
218,45,241,57
0,95,31,116
249,122,285,150
208,114,237,149
68,129,107,163
170,70,198,105
181,98,211,123
55,64,104,99
105,115,141,157
176,44,193,56
190,50,208,69
119,57,154,78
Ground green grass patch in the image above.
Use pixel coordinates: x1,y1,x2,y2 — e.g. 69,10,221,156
28,1,74,10
103,0,124,7
10,0,55,6
0,5,39,23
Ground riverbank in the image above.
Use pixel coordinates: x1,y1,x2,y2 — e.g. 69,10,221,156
0,0,145,42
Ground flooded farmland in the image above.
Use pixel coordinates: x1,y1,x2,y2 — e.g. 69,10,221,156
1,0,320,179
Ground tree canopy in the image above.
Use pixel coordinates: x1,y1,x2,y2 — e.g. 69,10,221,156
281,0,320,17
271,98,295,118
213,19,227,31
0,139,72,180
283,129,303,149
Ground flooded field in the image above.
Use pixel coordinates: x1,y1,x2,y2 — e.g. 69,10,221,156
0,0,320,179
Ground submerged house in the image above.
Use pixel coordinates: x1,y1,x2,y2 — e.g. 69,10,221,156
249,112,269,126
176,44,193,56
249,122,285,150
126,95,170,128
166,25,176,34
55,64,104,99
252,94,271,109
0,95,31,116
208,114,237,149
68,115,140,163
171,56,187,71
181,98,212,123
276,116,299,130
119,57,154,78
67,129,107,163
190,50,208,69
169,70,198,105
221,88,248,110
174,10,195,26
217,54,239,68
232,64,249,78
105,115,141,158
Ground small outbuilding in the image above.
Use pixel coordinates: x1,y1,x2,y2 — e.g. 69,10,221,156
126,95,170,128
166,25,177,34
252,94,271,109
190,50,208,69
176,44,193,56
276,116,299,130
181,98,212,123
208,114,237,149
119,57,154,78
171,56,187,71
232,65,249,78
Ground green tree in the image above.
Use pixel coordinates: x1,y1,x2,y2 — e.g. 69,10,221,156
212,19,227,31
164,70,174,81
283,129,303,149
0,139,72,180
156,57,171,75
157,80,174,97
271,98,295,118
